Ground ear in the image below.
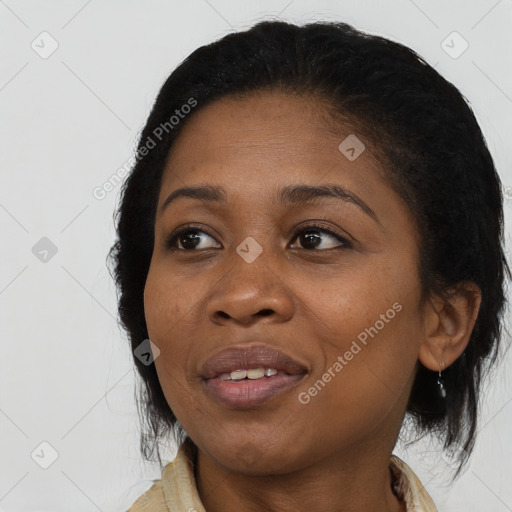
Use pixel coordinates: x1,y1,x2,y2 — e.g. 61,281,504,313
418,282,482,371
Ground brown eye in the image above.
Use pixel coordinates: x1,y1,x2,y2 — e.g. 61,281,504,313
166,226,221,251
290,224,352,250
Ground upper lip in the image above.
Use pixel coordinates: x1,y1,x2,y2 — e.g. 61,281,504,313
201,344,308,379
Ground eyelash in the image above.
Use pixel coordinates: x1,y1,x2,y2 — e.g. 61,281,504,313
165,223,353,252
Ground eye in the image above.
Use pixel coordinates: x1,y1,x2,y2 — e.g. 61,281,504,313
290,223,352,251
165,222,352,252
165,225,221,251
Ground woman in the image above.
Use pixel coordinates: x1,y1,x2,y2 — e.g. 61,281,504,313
109,20,509,511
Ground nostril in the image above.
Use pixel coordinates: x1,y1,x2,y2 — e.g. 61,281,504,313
259,309,273,316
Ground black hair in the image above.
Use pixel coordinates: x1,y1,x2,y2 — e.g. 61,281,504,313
108,20,510,476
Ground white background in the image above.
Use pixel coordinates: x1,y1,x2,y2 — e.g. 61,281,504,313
1,1,511,510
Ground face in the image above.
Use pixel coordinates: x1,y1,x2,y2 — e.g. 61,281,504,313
143,90,428,474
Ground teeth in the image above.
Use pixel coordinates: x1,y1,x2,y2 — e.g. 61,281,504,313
230,370,247,380
218,368,279,381
247,368,265,379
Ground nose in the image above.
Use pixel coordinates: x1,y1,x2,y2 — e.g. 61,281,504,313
207,246,294,326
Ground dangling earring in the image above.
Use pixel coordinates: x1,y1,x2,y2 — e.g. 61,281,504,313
437,363,446,398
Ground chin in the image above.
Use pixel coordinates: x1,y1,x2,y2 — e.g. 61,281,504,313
196,434,309,476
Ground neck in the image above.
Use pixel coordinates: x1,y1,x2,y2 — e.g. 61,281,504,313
195,442,406,512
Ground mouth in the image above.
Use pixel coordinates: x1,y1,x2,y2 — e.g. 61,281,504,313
201,344,308,408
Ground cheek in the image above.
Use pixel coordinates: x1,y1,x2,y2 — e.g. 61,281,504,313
143,270,192,388
299,263,422,413
143,265,209,381
144,268,193,340
144,272,200,418
295,317,420,451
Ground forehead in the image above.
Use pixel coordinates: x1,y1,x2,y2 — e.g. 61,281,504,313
160,90,388,200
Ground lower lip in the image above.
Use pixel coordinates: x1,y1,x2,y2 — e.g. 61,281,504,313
203,374,305,408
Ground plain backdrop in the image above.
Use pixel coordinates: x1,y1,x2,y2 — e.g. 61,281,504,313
1,1,511,510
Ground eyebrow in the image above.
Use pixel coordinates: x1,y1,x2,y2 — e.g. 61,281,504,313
160,183,379,223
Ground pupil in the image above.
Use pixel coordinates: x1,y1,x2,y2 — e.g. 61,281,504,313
302,232,320,248
182,232,200,250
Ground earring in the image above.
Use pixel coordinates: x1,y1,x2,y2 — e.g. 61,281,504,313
437,363,446,398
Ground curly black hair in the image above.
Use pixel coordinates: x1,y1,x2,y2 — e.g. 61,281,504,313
107,20,510,476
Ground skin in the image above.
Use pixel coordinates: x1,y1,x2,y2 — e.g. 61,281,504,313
143,90,481,512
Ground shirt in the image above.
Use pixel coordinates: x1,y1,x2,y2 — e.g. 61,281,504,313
127,441,438,511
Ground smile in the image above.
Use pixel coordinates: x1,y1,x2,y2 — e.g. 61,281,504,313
201,344,307,408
